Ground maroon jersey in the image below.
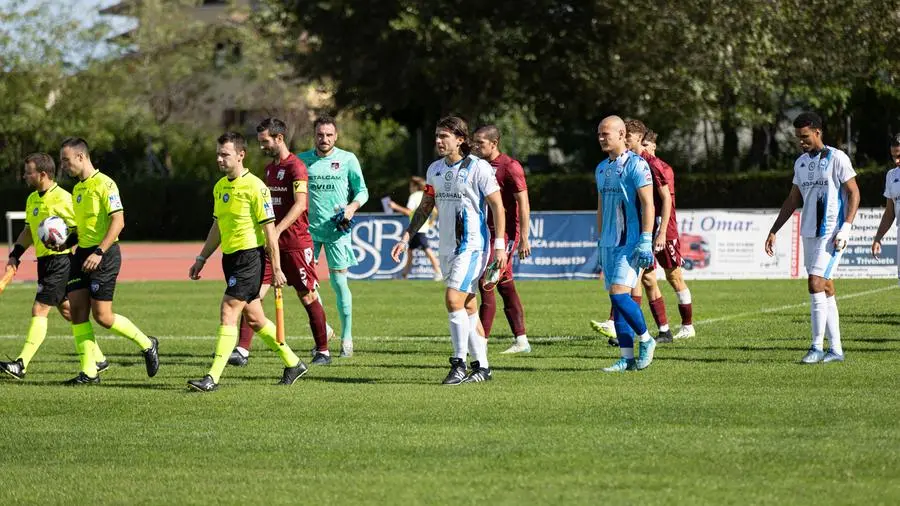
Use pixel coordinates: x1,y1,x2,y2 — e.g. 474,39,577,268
487,153,528,241
641,151,679,240
265,154,313,251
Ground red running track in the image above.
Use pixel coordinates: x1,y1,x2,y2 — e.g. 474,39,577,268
2,243,331,282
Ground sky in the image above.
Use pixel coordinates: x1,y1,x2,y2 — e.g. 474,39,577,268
3,0,138,62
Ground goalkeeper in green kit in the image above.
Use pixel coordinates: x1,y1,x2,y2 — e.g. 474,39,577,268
298,115,368,357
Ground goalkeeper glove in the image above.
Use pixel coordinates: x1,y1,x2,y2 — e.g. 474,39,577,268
330,208,355,233
631,232,654,269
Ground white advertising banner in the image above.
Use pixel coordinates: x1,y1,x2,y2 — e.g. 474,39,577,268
664,209,796,279
662,207,897,280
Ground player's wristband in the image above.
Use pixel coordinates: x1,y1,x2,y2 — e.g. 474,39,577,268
839,222,852,234
493,238,505,250
640,232,652,243
195,255,207,263
9,244,25,261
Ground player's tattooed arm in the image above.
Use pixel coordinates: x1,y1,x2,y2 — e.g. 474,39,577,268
391,189,435,263
405,192,436,239
765,185,802,256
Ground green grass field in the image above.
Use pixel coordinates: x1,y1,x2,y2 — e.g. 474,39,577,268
1,278,899,505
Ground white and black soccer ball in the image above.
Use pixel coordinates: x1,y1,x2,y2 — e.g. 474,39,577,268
38,216,68,248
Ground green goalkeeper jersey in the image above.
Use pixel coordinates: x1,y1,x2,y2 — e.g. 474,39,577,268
297,147,369,243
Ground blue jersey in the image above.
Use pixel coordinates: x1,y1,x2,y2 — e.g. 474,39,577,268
596,151,652,247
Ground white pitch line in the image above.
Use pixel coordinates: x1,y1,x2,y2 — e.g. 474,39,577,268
694,284,897,326
1,285,895,342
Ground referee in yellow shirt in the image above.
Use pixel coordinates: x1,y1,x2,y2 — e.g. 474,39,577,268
188,132,308,392
59,138,159,385
1,153,108,379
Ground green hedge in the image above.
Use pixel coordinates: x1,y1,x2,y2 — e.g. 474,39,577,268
1,168,891,242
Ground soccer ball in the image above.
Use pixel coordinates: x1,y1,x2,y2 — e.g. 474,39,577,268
38,216,68,248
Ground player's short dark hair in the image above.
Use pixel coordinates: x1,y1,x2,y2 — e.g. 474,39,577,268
24,152,56,179
643,130,658,144
257,118,287,139
313,115,337,131
793,112,823,130
624,118,648,138
218,131,246,153
891,134,900,147
474,125,501,144
60,137,90,158
409,176,426,191
436,115,471,156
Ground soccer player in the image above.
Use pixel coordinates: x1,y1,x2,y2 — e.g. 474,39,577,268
299,116,369,357
870,134,900,281
188,132,308,392
388,176,442,280
390,116,507,385
592,124,696,343
594,115,657,372
228,118,332,367
1,153,108,379
58,138,159,385
642,130,657,157
470,125,532,354
765,112,860,364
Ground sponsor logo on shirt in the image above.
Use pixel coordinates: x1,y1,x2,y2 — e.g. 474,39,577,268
263,202,275,219
269,186,289,192
108,194,123,211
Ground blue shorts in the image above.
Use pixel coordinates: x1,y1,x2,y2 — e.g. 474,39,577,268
600,245,641,291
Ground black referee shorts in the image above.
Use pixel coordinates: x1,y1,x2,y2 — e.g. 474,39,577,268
66,243,121,301
222,247,265,302
35,254,70,307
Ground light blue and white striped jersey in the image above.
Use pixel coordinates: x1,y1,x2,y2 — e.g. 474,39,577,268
792,146,856,238
595,150,653,247
425,154,499,255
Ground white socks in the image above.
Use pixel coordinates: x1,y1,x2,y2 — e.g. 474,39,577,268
515,335,529,346
638,331,652,343
468,313,488,368
810,292,827,350
448,309,469,360
676,289,692,305
621,347,635,359
825,295,843,355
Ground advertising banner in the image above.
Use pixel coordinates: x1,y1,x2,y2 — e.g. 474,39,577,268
347,209,898,280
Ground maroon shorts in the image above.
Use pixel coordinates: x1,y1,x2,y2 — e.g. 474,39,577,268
481,237,518,285
263,247,319,292
655,239,684,270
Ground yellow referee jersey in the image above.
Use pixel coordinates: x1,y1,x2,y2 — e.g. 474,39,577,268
25,184,76,258
71,171,124,247
213,170,276,255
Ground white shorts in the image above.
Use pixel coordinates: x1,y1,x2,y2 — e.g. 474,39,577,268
803,236,843,279
441,249,489,294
